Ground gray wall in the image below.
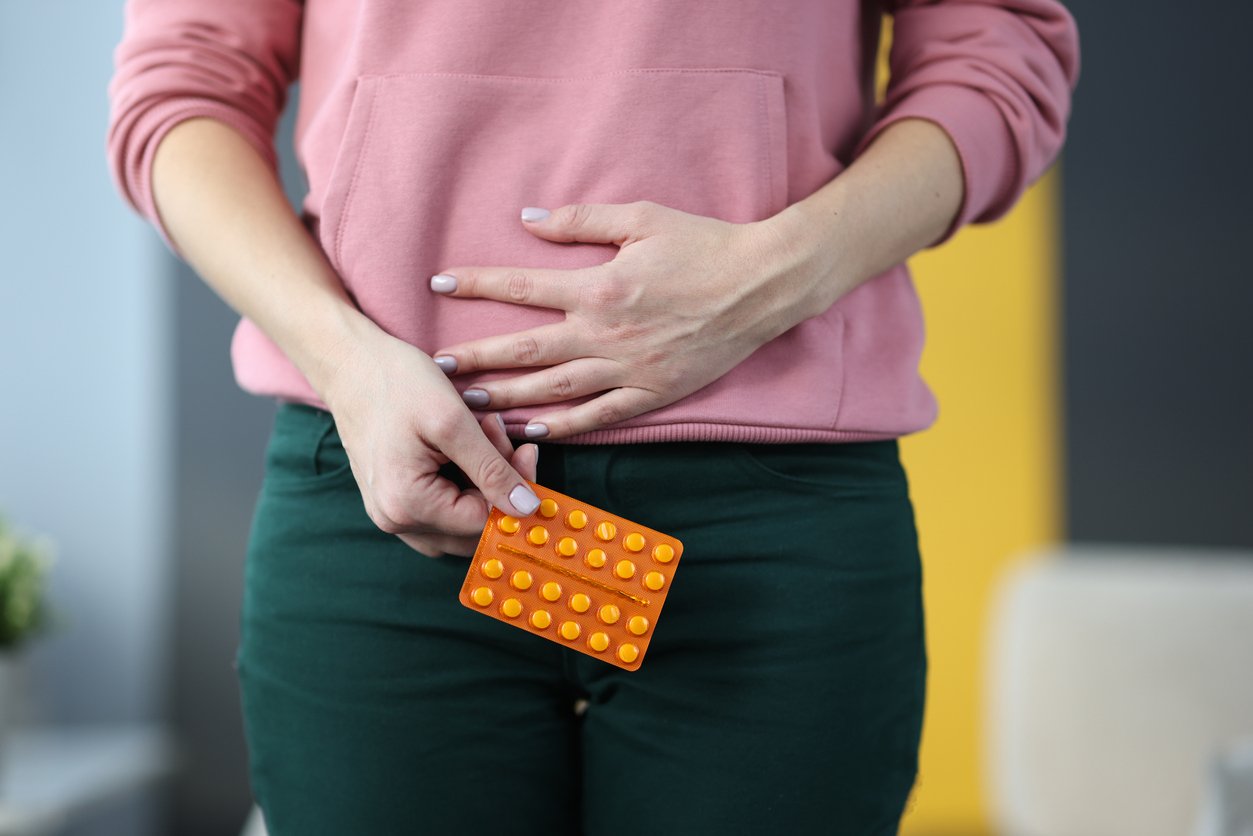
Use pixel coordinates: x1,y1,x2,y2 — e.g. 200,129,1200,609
0,3,170,730
1062,1,1253,547
0,4,173,834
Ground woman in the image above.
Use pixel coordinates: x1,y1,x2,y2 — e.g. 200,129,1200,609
108,1,1079,832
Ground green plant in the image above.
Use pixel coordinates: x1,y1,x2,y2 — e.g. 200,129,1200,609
0,517,53,650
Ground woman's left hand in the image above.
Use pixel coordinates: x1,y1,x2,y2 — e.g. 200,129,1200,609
428,200,834,440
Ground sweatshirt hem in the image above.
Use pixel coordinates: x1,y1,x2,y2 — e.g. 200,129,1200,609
508,421,904,445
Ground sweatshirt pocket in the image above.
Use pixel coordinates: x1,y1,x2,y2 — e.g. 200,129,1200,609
313,69,790,353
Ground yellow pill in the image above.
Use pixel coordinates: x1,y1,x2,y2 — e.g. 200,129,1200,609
481,559,504,579
560,621,581,641
598,604,621,625
511,570,533,591
623,532,646,552
617,643,640,664
585,549,607,569
594,521,617,542
530,610,552,629
556,537,579,557
627,615,649,636
497,516,521,534
541,581,563,602
614,560,636,580
652,543,675,563
527,525,549,546
588,632,610,652
500,598,523,619
569,593,591,613
643,571,666,591
566,509,588,530
538,498,559,518
470,587,493,607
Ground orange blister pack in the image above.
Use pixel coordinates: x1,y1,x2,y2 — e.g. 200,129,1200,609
459,481,683,671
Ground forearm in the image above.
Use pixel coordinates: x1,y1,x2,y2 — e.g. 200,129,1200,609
150,117,373,398
763,118,965,317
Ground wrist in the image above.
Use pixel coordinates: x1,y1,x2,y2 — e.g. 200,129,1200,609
272,286,380,406
753,190,858,322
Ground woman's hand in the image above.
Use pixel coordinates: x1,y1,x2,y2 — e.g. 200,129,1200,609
319,320,542,558
427,201,839,439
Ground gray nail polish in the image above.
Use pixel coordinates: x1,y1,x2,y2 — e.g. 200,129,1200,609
433,355,457,374
520,207,550,223
462,388,490,408
509,484,541,516
430,273,457,293
494,413,507,434
524,423,549,439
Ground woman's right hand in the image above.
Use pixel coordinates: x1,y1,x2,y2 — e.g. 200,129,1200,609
148,118,535,557
319,320,542,558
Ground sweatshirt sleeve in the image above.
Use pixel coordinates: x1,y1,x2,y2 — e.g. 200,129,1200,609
856,0,1080,245
106,0,303,255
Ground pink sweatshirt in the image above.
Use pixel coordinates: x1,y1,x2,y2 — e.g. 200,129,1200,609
107,0,1079,444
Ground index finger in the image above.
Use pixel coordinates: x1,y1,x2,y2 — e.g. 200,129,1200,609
429,264,600,311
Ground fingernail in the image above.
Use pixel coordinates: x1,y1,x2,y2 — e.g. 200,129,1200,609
430,273,457,293
494,413,507,434
509,483,541,516
433,355,457,374
520,207,550,223
462,388,490,408
524,423,549,439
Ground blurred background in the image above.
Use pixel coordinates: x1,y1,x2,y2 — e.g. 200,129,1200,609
0,2,1249,835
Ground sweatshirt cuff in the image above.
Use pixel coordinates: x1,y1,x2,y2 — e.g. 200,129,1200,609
121,98,279,258
854,83,1018,247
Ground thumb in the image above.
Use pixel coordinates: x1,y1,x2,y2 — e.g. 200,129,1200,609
519,201,654,246
438,413,541,518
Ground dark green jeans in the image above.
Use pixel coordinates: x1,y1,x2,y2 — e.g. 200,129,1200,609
237,403,926,835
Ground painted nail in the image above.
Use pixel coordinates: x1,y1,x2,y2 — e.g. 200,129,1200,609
430,273,457,293
494,413,507,434
433,355,457,374
509,484,541,516
524,423,549,439
462,388,490,408
520,207,550,223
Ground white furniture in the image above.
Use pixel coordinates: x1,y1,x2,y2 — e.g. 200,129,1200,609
241,805,267,836
0,725,175,835
986,546,1253,836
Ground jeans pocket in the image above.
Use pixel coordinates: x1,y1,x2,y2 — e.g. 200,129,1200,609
262,403,355,493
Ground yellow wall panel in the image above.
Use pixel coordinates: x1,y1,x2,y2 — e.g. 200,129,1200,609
897,172,1063,834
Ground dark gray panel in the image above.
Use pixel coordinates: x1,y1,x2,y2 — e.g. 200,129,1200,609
1062,1,1253,546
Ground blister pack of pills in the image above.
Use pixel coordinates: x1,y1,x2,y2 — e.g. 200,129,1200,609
459,482,683,670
